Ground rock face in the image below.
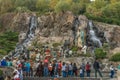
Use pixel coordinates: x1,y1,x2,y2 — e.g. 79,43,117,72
94,22,120,49
0,12,120,51
37,12,88,47
0,12,33,33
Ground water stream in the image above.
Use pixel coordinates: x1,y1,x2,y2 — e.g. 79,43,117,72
88,21,102,48
13,16,37,57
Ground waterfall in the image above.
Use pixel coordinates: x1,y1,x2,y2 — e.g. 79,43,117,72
13,16,37,57
88,21,102,48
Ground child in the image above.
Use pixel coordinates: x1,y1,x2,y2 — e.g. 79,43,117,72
80,67,83,77
110,64,115,78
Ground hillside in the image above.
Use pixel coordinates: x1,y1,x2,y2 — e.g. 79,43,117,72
0,12,120,57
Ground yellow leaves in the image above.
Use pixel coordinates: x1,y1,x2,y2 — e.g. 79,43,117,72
110,0,120,3
49,0,59,10
0,0,14,14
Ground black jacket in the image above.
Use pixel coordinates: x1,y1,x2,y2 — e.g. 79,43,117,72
93,61,100,70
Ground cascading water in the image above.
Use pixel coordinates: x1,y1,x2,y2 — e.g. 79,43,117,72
13,16,37,57
88,21,102,48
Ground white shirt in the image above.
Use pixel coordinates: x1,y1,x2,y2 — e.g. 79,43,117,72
110,65,114,71
80,69,83,74
62,65,66,71
14,74,19,79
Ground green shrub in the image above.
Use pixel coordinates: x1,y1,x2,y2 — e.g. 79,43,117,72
15,7,30,13
0,69,3,76
95,48,107,59
52,43,61,47
79,53,91,57
110,53,120,62
0,31,18,55
85,13,120,26
71,46,78,52
55,0,71,13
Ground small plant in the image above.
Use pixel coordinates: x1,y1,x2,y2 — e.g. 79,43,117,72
71,46,78,52
52,43,61,47
95,48,107,59
110,53,120,62
0,70,3,76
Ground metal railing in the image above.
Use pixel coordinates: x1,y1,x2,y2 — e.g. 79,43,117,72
23,77,118,80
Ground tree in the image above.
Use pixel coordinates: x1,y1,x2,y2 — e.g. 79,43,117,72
0,0,14,14
36,0,50,13
71,2,86,14
86,0,107,16
55,0,71,13
110,0,120,3
102,2,120,19
14,0,37,11
49,0,59,11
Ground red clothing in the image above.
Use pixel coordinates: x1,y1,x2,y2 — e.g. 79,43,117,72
44,59,48,67
15,78,20,80
46,49,50,53
58,62,62,70
86,64,90,71
44,59,48,63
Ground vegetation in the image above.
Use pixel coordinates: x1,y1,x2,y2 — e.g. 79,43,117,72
71,46,78,52
0,0,120,25
0,31,18,55
95,48,107,59
52,43,61,48
110,53,120,62
0,69,3,76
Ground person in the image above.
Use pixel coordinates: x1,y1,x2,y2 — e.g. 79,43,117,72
118,64,120,70
73,63,78,76
79,67,84,77
25,60,31,76
13,71,20,80
1,58,7,66
85,62,91,77
110,64,115,78
62,62,66,77
93,59,103,78
68,63,73,77
7,59,12,67
65,63,69,77
18,67,23,80
48,62,53,77
58,61,62,76
43,57,49,77
54,61,59,77
35,61,43,77
117,64,120,79
80,62,85,77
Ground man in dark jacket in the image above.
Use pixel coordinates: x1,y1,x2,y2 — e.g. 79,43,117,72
93,59,103,78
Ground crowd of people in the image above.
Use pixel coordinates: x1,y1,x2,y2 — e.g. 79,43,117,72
0,55,119,80
0,46,119,80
